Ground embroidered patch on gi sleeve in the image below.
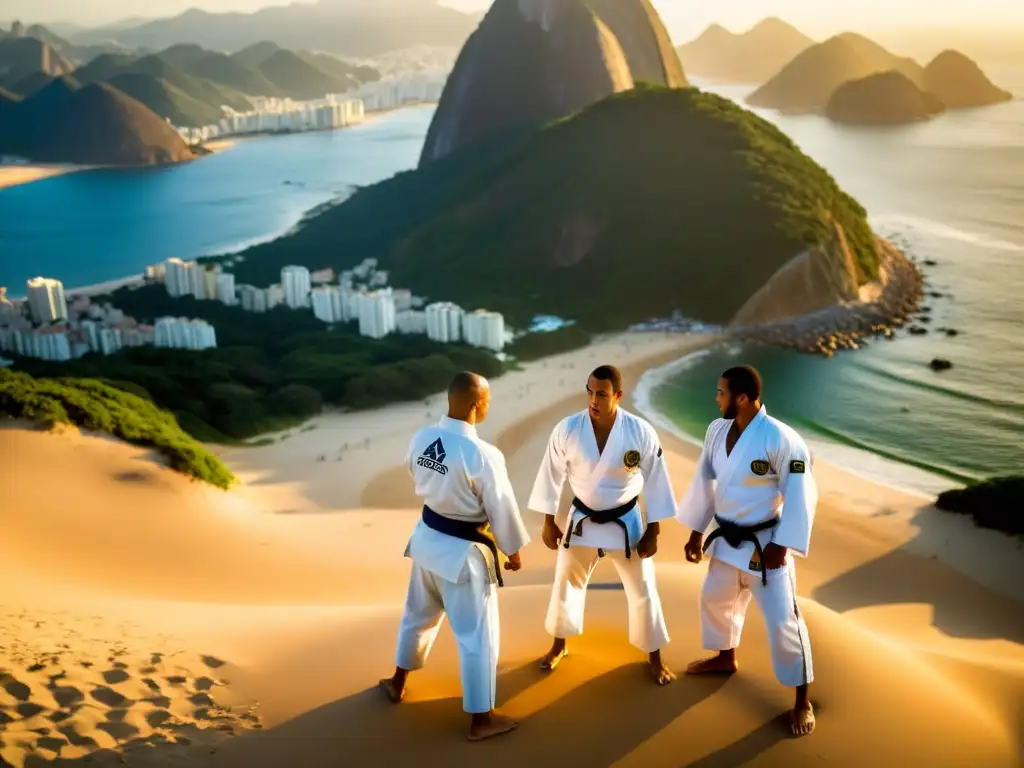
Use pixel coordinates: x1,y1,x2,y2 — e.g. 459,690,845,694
623,450,641,469
789,460,806,474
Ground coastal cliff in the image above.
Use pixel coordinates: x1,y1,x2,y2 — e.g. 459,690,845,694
729,221,861,326
419,0,686,166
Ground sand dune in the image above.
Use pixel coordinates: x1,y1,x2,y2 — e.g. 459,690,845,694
1,332,1021,766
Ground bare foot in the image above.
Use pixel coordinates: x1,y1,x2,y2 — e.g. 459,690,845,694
649,659,677,685
378,678,405,703
467,712,519,741
684,655,738,676
791,703,815,737
539,647,568,671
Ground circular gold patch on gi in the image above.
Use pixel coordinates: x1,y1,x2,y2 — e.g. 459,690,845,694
623,450,641,469
750,459,771,476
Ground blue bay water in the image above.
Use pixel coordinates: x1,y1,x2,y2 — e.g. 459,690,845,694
0,107,435,297
648,71,1024,494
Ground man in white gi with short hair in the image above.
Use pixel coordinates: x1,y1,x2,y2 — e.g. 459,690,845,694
380,371,530,742
529,365,678,685
677,365,817,736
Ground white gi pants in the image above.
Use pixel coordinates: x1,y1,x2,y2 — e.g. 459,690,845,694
545,545,670,653
394,548,499,714
700,557,814,687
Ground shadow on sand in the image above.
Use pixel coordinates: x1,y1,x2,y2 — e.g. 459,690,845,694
208,661,731,767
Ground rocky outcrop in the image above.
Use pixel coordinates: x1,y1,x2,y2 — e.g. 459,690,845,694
729,220,860,326
923,50,1012,109
727,239,924,356
419,0,686,166
826,70,945,125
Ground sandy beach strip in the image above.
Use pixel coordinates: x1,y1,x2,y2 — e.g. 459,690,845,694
1,330,1021,767
0,164,94,191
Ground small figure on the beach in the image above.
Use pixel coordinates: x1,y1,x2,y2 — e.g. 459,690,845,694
380,371,529,742
676,365,818,737
528,365,677,685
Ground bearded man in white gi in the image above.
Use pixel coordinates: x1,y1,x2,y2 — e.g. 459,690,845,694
677,365,817,736
529,364,678,685
379,371,530,742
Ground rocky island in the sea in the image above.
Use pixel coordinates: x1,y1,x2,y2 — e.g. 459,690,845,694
746,32,924,113
419,0,686,165
0,75,195,166
676,17,814,84
826,70,946,125
923,50,1013,108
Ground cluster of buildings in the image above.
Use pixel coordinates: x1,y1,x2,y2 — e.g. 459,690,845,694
173,94,367,145
352,72,446,112
0,277,217,363
149,257,507,352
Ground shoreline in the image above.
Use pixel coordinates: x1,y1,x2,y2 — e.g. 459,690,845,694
0,163,98,191
631,345,952,500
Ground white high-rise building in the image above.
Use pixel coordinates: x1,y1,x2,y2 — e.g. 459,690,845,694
464,309,505,352
267,284,285,309
164,258,191,298
357,290,396,339
281,266,312,309
425,302,463,343
189,264,209,300
215,272,236,305
26,277,67,325
340,286,362,321
311,286,344,323
154,317,218,350
396,309,427,335
392,289,413,311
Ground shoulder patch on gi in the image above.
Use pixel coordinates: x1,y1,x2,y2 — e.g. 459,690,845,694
789,459,806,474
750,459,770,476
657,446,663,458
623,449,641,470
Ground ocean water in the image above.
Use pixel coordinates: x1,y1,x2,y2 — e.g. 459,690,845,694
641,71,1024,495
0,107,435,297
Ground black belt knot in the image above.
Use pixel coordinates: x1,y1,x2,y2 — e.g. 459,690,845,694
421,505,503,587
703,515,780,586
563,496,639,558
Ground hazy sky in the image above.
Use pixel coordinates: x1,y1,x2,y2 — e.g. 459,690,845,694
4,0,1024,39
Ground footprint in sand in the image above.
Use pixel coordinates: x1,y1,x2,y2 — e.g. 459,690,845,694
16,701,45,718
165,675,187,686
200,655,225,669
90,686,130,708
102,668,131,685
0,673,31,701
51,686,84,708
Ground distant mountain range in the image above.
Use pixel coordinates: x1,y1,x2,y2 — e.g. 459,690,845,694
746,31,1013,116
66,0,483,58
676,17,814,84
0,75,194,165
0,34,381,127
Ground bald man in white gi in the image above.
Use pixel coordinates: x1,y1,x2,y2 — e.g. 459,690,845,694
379,371,530,742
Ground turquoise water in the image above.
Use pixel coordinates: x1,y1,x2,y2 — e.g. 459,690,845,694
647,71,1024,494
0,107,435,297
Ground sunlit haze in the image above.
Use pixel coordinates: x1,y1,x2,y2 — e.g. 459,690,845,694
4,0,1024,39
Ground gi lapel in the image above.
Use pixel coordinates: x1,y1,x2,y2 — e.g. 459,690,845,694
574,409,623,501
715,406,768,492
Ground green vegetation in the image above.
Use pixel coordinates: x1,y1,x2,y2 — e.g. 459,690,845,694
0,369,235,489
507,326,593,361
935,476,1024,538
14,284,504,442
229,85,877,330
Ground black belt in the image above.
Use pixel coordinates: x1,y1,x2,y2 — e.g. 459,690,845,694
563,496,639,559
702,515,780,586
421,505,503,587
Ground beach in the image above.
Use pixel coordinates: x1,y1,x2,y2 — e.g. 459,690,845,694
1,331,1021,767
0,164,92,191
